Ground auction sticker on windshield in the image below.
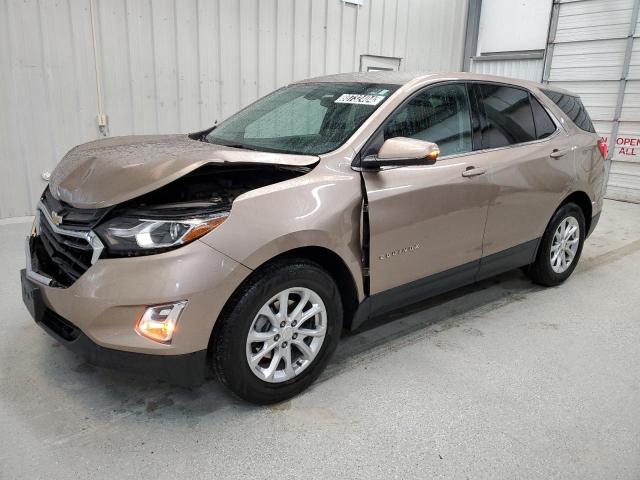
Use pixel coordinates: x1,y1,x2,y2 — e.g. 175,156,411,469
334,94,386,105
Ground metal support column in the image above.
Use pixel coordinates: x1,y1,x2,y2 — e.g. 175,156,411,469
462,0,482,71
541,0,560,83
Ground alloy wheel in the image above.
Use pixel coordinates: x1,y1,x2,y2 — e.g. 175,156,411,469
550,216,580,274
245,287,327,383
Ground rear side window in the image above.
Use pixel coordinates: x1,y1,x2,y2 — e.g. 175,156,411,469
541,89,595,133
474,84,537,149
530,95,557,139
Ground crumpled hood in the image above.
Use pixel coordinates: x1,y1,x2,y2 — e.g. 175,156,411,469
49,134,318,209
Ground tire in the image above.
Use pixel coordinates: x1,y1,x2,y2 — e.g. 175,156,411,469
211,258,343,404
526,202,586,287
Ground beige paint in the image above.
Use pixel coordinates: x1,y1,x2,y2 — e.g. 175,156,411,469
377,137,440,161
362,156,492,293
37,240,251,355
33,72,604,356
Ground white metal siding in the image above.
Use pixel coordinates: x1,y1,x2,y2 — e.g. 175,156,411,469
608,160,640,201
0,0,469,219
470,58,544,81
547,0,640,203
555,0,634,43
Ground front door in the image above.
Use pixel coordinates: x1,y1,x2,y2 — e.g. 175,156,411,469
361,83,493,297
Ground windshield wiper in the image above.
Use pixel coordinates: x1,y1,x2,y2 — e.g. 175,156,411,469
206,138,259,151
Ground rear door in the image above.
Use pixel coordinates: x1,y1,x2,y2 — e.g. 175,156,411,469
469,82,576,279
361,82,493,295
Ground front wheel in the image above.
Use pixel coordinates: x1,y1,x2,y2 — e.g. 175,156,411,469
212,259,342,404
526,202,585,286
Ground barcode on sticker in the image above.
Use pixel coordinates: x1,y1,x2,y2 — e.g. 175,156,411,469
334,94,385,105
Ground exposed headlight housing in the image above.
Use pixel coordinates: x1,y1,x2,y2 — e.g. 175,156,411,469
96,212,228,255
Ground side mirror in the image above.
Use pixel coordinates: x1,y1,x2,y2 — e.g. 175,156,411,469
361,137,440,170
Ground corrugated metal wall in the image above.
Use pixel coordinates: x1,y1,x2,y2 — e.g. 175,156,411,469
471,57,544,81
0,0,469,219
546,0,640,203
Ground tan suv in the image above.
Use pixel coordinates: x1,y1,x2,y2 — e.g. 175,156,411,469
21,72,605,403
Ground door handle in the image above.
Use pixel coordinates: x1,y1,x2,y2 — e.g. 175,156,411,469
550,148,570,159
462,167,486,177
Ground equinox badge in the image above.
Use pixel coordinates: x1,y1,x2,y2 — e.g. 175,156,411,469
378,243,420,260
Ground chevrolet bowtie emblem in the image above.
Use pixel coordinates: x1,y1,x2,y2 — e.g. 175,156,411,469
51,211,64,226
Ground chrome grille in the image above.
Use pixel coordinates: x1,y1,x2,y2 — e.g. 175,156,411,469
26,192,107,288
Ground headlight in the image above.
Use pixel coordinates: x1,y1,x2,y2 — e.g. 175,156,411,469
96,213,228,254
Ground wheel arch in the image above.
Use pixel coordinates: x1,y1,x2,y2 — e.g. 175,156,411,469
266,246,360,330
559,190,593,234
208,245,361,358
532,190,593,263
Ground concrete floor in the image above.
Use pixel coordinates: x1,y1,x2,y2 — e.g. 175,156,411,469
1,199,639,479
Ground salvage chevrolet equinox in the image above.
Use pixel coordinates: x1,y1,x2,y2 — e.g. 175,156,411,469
21,72,605,404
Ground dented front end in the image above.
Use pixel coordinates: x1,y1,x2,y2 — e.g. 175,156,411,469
23,140,321,361
26,133,318,287
48,134,319,209
30,162,312,287
93,163,312,259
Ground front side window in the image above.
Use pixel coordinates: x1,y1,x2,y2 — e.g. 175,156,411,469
475,84,537,149
206,82,398,155
383,83,472,157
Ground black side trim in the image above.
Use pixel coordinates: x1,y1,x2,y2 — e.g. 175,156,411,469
40,309,81,341
360,175,371,295
467,82,484,150
40,320,207,387
476,238,539,281
350,260,479,331
587,212,601,238
56,336,208,388
350,238,541,331
350,297,372,331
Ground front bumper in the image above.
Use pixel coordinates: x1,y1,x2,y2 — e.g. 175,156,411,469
21,269,207,386
22,235,252,381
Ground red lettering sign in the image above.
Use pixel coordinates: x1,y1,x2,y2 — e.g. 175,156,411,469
619,147,637,156
600,135,640,158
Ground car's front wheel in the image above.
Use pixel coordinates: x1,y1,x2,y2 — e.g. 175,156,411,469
526,202,586,286
212,258,342,404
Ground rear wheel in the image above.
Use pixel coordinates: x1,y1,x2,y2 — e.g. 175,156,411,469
526,202,585,286
212,259,342,404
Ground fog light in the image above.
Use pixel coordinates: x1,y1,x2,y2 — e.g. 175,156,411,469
135,301,187,343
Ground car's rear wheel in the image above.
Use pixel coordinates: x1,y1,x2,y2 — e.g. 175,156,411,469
526,202,586,286
212,259,342,404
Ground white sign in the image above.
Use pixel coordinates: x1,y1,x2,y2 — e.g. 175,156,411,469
334,94,385,106
478,0,552,53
